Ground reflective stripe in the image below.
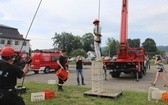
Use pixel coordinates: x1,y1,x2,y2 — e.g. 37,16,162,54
57,84,63,86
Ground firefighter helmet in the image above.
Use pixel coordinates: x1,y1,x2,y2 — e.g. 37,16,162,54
93,19,100,24
1,46,14,56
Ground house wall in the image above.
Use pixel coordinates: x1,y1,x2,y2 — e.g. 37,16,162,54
0,38,30,52
87,51,96,59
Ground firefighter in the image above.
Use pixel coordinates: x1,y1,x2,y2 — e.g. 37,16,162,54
93,19,102,61
0,46,31,105
57,50,68,91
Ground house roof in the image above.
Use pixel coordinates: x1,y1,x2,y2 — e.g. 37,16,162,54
0,24,29,41
87,51,96,56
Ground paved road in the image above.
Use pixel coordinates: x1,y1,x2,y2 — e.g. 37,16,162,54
18,64,168,92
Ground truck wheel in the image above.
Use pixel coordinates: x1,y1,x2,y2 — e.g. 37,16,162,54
44,67,50,74
138,71,143,79
111,72,120,78
34,71,39,74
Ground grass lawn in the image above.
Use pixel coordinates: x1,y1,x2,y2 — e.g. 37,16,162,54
18,82,167,105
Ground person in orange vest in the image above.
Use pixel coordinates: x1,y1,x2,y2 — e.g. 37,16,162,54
0,46,31,105
93,19,102,61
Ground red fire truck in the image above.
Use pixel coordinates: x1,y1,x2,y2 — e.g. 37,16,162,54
30,51,69,74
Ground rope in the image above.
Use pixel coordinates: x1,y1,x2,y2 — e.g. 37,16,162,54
20,0,43,52
20,0,43,89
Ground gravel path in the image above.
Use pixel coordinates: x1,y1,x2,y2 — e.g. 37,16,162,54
18,65,168,93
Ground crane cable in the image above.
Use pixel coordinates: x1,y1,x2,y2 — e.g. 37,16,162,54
97,0,101,20
20,0,43,91
20,0,43,52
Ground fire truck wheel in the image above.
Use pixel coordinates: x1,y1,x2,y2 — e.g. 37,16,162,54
34,71,39,74
44,67,50,74
138,71,143,79
111,72,120,78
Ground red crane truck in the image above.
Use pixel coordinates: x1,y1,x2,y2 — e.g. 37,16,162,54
103,0,146,81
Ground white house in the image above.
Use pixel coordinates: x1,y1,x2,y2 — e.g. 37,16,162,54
87,51,96,60
0,24,30,53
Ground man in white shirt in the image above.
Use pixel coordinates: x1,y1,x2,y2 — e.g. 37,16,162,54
93,19,102,60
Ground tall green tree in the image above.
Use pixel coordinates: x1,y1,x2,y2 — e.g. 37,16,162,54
106,38,119,57
52,32,82,54
142,38,157,52
81,33,94,52
70,48,87,57
128,38,140,48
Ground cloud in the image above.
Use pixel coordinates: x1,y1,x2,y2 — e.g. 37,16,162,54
1,0,168,50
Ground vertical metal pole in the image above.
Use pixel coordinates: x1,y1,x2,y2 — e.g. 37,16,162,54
98,0,101,20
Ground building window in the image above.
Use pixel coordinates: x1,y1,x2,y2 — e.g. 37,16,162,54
15,41,19,45
0,39,5,44
7,40,11,45
23,41,27,46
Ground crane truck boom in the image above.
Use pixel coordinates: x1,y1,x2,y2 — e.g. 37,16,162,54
104,0,146,80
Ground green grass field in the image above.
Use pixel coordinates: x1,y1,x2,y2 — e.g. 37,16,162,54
19,82,167,105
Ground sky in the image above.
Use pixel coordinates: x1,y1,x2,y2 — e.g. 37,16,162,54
0,0,168,50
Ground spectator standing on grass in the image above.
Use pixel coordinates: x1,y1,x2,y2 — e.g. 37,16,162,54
76,54,85,85
57,50,68,91
0,46,31,105
151,55,168,87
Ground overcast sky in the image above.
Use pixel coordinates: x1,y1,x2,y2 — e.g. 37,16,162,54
1,0,168,50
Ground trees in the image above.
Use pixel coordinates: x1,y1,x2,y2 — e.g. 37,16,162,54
106,38,119,57
128,38,140,48
52,32,160,58
70,49,87,58
81,33,94,52
142,38,157,57
52,32,82,54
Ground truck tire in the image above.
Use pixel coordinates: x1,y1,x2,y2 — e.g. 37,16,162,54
138,71,143,78
34,71,39,74
44,67,50,74
110,72,120,78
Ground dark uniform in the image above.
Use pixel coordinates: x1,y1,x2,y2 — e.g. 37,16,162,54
57,55,67,91
0,60,25,105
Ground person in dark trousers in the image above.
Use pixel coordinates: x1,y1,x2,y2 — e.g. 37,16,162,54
57,50,68,91
145,54,150,70
0,46,31,105
76,54,85,85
